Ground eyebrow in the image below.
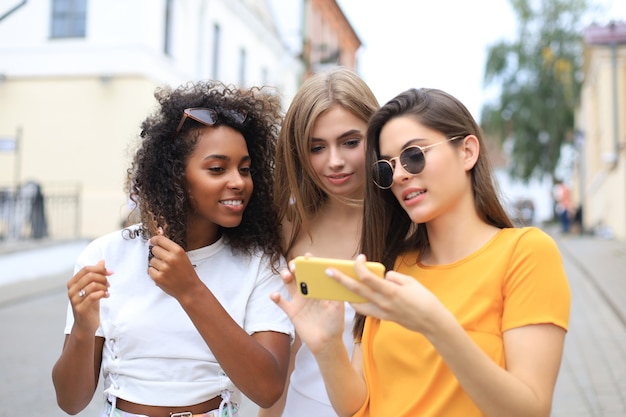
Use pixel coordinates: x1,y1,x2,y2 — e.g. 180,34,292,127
203,154,251,162
404,138,427,147
379,138,427,159
311,129,363,143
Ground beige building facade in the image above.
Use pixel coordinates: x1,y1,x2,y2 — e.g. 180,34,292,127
0,0,302,240
576,21,626,240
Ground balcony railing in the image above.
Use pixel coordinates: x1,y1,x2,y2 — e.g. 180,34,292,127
0,182,81,242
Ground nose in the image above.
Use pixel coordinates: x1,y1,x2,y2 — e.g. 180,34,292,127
227,170,246,190
328,147,345,169
391,158,409,185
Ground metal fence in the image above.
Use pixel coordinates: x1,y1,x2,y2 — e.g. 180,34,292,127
0,182,81,242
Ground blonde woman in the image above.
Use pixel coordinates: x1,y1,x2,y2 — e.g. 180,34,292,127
259,67,378,417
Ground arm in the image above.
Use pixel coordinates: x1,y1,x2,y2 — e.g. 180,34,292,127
316,341,367,417
257,335,301,417
270,266,367,417
426,307,565,417
148,236,291,408
336,254,568,417
52,261,111,414
178,288,291,408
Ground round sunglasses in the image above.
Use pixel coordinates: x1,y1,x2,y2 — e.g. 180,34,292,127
372,136,465,189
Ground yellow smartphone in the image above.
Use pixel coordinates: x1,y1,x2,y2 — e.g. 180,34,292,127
292,256,385,303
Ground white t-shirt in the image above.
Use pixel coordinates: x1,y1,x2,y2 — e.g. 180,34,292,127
64,227,293,408
282,304,356,416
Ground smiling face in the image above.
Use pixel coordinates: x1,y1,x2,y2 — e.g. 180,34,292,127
184,125,253,241
379,116,471,224
309,105,367,200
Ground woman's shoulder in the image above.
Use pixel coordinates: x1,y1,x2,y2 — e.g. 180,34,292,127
84,225,147,251
501,226,554,241
498,226,559,253
75,226,148,267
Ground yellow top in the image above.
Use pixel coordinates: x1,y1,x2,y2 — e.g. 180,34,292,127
353,227,571,417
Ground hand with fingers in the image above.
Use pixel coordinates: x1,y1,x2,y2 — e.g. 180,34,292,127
270,260,345,355
68,259,112,334
337,258,445,334
147,234,201,299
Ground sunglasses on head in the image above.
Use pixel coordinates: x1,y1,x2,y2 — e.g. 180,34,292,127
372,135,465,189
174,107,248,137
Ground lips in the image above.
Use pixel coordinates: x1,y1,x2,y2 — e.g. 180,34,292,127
325,173,353,185
327,173,351,179
220,199,244,206
404,190,425,200
401,186,426,202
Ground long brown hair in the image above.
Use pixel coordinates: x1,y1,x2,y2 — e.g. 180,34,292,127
354,88,513,339
274,67,379,256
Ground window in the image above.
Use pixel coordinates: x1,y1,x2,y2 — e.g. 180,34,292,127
238,48,246,86
211,24,220,80
163,0,173,55
50,0,87,39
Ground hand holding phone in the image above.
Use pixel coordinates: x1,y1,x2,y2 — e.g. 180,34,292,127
293,256,385,303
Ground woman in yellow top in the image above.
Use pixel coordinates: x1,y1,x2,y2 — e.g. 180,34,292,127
271,88,571,417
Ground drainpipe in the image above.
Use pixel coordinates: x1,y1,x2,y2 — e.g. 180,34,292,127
609,22,620,170
301,0,310,85
0,0,27,23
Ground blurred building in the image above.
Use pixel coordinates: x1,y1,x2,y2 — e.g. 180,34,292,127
0,0,360,240
0,0,300,239
575,21,626,240
300,0,361,77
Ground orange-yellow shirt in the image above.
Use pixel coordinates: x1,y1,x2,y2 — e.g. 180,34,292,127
353,227,571,417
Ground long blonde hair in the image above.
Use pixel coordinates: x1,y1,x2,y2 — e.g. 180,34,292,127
274,67,379,256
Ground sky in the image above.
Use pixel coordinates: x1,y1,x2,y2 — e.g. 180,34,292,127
295,0,626,220
334,0,626,120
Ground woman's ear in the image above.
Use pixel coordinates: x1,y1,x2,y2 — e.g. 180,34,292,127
462,135,480,171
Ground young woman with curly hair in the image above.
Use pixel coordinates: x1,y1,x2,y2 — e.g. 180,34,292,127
52,80,293,417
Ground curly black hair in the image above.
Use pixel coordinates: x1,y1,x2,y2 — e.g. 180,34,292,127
125,80,283,267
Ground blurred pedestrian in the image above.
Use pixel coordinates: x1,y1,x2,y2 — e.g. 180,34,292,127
52,81,293,417
259,67,378,417
271,88,571,417
553,178,572,233
29,181,48,239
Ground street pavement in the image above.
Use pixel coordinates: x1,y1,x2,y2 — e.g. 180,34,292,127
0,226,625,417
549,230,626,417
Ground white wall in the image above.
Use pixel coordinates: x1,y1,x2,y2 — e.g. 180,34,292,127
0,0,302,239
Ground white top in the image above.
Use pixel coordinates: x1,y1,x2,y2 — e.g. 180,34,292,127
64,227,293,407
282,303,356,416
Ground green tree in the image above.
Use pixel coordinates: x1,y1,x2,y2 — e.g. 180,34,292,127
481,0,590,181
